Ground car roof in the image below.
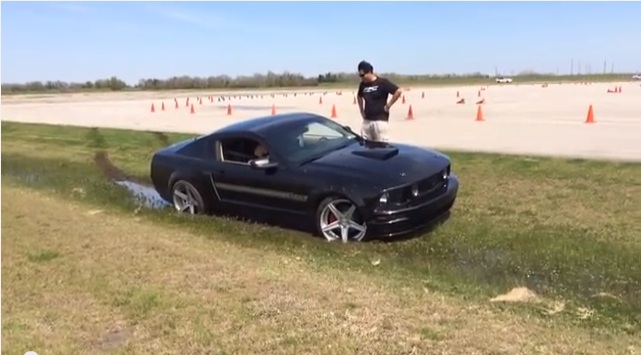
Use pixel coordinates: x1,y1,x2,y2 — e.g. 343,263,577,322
210,112,328,137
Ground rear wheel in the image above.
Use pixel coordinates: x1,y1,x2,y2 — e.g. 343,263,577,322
171,180,206,215
316,197,368,243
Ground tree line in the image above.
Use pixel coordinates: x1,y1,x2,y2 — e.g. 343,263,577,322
1,71,634,94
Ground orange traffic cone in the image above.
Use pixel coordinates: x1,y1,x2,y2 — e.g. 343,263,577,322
319,96,323,104
585,104,595,124
227,104,232,116
271,104,276,115
406,105,414,120
150,103,155,113
402,95,406,104
331,104,337,118
190,104,195,114
476,105,484,122
161,102,165,111
421,92,425,99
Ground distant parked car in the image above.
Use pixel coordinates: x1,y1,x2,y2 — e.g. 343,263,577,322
632,74,641,80
150,112,459,243
495,77,513,84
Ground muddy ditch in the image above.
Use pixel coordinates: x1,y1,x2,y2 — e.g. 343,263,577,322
93,150,170,210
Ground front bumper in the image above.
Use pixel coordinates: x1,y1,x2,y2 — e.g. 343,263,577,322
367,174,459,238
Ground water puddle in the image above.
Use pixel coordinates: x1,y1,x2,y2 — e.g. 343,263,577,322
114,180,170,209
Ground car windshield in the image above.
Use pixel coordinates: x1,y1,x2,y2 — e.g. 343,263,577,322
264,118,359,164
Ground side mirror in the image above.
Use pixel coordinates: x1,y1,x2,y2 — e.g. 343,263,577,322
250,157,278,170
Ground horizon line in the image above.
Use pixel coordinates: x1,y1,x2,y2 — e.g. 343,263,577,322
2,71,637,86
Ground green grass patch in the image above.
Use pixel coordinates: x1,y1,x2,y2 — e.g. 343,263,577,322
2,121,640,332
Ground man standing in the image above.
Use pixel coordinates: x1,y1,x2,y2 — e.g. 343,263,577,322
356,60,403,142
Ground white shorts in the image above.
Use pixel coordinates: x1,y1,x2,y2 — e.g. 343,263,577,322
361,120,390,142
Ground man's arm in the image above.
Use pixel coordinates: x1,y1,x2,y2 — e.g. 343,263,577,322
384,79,402,110
356,82,365,118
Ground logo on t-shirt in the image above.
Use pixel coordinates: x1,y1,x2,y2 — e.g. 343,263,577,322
362,85,379,93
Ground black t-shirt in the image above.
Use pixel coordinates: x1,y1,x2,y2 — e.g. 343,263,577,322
357,77,400,121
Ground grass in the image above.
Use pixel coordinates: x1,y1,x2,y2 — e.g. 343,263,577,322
2,121,641,353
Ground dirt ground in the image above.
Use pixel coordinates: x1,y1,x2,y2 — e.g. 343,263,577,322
3,81,640,161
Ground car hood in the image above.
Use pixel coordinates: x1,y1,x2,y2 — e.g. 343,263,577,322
308,141,451,187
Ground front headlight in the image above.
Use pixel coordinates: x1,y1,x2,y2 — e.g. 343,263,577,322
379,192,389,205
442,164,451,180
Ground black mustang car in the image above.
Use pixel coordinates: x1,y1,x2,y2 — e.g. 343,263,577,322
150,112,459,243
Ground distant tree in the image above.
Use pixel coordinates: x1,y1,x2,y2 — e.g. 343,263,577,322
0,71,635,94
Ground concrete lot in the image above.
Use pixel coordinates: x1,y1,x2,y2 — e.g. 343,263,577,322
2,81,640,161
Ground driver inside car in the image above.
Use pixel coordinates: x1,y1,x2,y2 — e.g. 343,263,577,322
254,143,269,158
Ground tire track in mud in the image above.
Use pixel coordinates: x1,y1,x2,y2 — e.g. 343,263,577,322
86,127,107,149
151,131,169,146
85,127,142,184
93,150,129,182
88,128,169,209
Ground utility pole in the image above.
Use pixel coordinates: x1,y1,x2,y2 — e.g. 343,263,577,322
570,59,574,75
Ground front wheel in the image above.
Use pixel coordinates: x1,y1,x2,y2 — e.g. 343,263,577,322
315,197,368,243
171,180,207,215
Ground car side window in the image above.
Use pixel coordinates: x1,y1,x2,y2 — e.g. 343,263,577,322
218,136,269,165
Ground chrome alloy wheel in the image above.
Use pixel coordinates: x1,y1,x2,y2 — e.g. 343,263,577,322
319,199,367,243
172,181,202,214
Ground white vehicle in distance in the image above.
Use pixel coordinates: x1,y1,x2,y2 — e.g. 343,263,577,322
632,74,641,80
495,76,513,83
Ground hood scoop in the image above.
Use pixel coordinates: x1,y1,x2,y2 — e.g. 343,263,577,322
351,147,399,160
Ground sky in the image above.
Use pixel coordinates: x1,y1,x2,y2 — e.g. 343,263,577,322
2,1,640,84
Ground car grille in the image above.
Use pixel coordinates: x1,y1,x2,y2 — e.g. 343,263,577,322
402,169,449,204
